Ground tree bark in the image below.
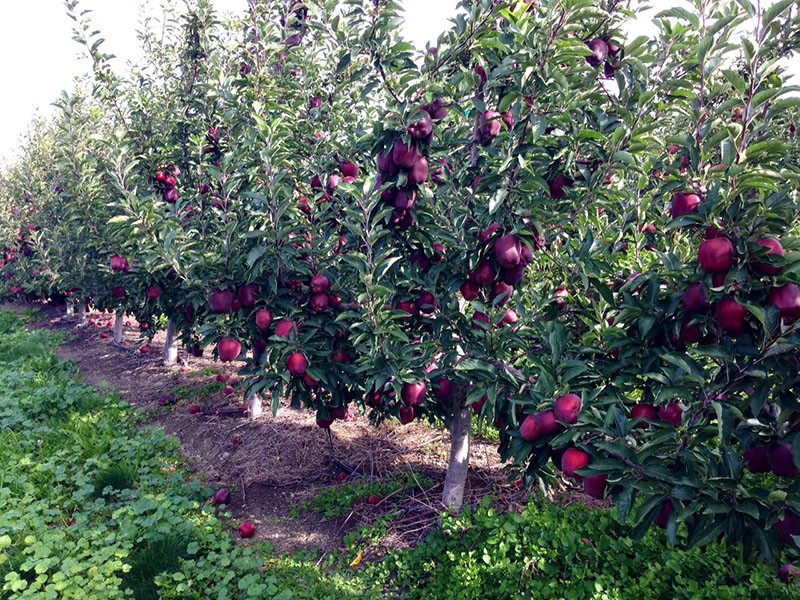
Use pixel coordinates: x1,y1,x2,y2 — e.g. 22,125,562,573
163,317,178,365
113,310,124,344
247,394,263,420
76,300,87,327
442,384,472,512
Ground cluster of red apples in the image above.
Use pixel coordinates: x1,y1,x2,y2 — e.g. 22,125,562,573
155,164,181,204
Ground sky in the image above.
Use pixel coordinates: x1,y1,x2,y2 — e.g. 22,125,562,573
0,0,795,163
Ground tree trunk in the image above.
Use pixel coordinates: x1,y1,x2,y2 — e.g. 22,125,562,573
65,301,74,318
247,393,263,420
442,385,472,512
76,300,87,327
113,310,124,344
163,317,178,365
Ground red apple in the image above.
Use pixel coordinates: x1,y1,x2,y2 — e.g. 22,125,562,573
682,282,709,312
752,237,784,275
367,494,382,505
500,309,518,327
255,309,273,331
776,509,800,545
208,288,234,313
473,260,496,286
316,414,333,428
146,284,162,300
520,414,539,441
212,487,232,506
274,320,298,338
717,297,748,335
490,282,513,307
408,110,433,140
460,278,480,301
401,381,427,407
769,284,800,324
671,192,701,218
110,255,130,272
111,286,126,299
769,443,800,478
396,300,417,320
658,402,683,427
310,274,330,294
239,521,256,538
583,474,607,499
432,378,454,401
472,311,491,331
561,448,591,477
189,404,201,414
238,283,259,308
535,410,563,436
778,564,800,583
554,393,582,424
217,338,242,362
341,161,359,178
286,352,309,377
399,405,415,424
309,293,329,313
654,499,673,529
743,445,771,473
494,235,521,269
549,174,573,199
699,237,734,273
417,291,437,315
586,38,609,67
630,404,657,428
377,151,399,176
407,156,429,185
391,138,419,169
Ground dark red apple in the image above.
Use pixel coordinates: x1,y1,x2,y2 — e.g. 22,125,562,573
401,381,427,407
583,474,607,499
561,448,591,477
274,320,298,338
554,393,582,424
472,311,491,331
417,291,437,314
769,284,800,324
238,283,259,308
391,138,419,169
699,238,734,273
399,405,415,424
310,274,330,294
396,300,417,320
111,286,126,299
146,284,162,300
316,414,333,428
218,338,242,362
432,378,454,401
110,255,130,272
502,265,526,286
769,443,800,478
239,521,256,538
500,309,519,327
548,174,573,199
309,293,329,313
341,161,359,178
778,563,800,583
460,278,480,301
408,110,433,140
520,414,539,441
255,309,273,331
743,445,771,473
473,260,496,286
377,151,399,176
208,289,234,313
671,192,701,218
658,402,683,427
212,487,232,506
367,494,382,505
407,156,429,185
776,509,800,545
654,499,673,529
752,237,784,275
586,38,609,67
286,352,308,377
490,281,513,307
717,297,748,335
631,404,657,428
683,282,709,312
494,235,521,269
535,410,563,436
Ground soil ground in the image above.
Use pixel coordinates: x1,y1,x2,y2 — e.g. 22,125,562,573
17,300,604,561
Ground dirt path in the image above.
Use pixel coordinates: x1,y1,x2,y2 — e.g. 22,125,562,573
24,301,531,557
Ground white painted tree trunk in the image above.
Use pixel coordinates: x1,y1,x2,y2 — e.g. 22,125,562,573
113,310,124,344
247,394,263,420
76,301,88,327
66,301,74,318
442,385,472,512
163,317,179,365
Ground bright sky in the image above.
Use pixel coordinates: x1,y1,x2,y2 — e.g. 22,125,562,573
0,0,795,163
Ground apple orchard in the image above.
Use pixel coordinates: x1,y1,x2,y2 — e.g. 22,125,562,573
2,0,800,559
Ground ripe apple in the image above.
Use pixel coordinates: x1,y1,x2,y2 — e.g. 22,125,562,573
396,300,417,320
408,110,433,140
630,404,657,428
549,174,573,199
238,283,259,308
494,235,521,269
561,448,591,477
682,282,709,312
586,38,609,67
274,320,298,338
583,474,607,499
473,260,496,285
752,237,784,275
535,410,562,436
654,499,673,529
778,564,800,583
658,402,683,427
218,338,242,362
769,283,800,323
776,509,800,545
500,309,519,327
111,286,126,299
239,521,256,538
472,311,491,331
367,494,382,505
417,291,437,315
401,381,427,407
671,192,701,218
743,445,771,473
477,110,502,144
255,309,273,331
502,265,526,286
407,156,429,185
310,274,330,294
399,405,415,424
189,404,201,414
341,161,359,178
110,255,130,272
554,393,582,424
769,443,800,478
286,352,309,377
146,284,162,300
208,288,234,313
716,297,748,335
460,278,480,301
432,378,454,401
490,282,513,307
699,237,734,273
377,151,399,176
391,138,419,169
309,293,329,313
520,414,539,441
212,487,232,506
